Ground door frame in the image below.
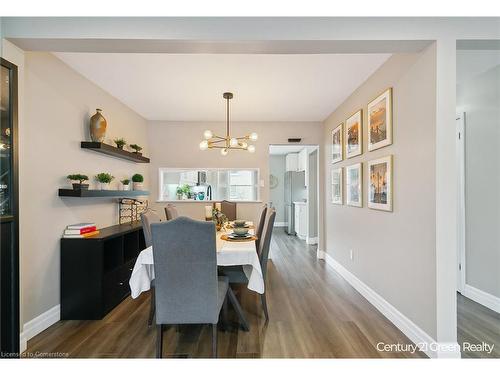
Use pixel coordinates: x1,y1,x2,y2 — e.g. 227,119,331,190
456,113,466,294
0,57,20,356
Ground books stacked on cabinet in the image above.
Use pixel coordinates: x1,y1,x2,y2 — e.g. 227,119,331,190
63,223,99,238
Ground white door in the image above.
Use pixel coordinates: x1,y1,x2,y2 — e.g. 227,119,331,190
456,113,466,294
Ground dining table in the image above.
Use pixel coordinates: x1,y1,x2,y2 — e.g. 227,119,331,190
128,221,263,331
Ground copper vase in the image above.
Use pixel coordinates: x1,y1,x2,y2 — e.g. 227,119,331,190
89,109,107,142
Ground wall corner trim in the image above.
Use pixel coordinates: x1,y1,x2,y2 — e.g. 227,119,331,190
322,252,460,359
19,304,60,354
463,284,500,314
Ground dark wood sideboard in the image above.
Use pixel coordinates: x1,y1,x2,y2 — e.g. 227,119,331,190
60,221,146,320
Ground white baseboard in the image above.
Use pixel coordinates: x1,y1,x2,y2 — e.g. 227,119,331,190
20,304,60,353
463,284,500,313
316,249,325,259
306,236,318,245
274,221,287,227
322,252,460,359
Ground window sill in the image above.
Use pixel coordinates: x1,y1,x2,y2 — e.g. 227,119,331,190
156,200,263,204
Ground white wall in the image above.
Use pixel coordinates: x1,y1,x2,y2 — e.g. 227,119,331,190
269,155,286,223
147,121,322,224
16,50,149,328
323,48,438,339
457,64,500,299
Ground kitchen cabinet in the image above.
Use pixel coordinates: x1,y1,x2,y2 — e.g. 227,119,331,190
285,153,299,172
293,202,307,240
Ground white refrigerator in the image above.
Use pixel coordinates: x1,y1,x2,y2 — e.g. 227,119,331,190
284,171,306,235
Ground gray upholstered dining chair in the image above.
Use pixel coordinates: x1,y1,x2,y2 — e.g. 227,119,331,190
150,217,230,358
140,209,162,327
219,208,276,322
164,204,179,221
255,204,267,252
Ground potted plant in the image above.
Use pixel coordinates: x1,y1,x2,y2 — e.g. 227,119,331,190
95,173,114,190
67,174,89,190
178,184,191,199
113,138,127,149
132,174,144,190
120,179,131,191
129,144,143,155
176,186,184,200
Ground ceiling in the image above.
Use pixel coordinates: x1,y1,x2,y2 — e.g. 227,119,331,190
269,145,318,155
54,53,390,122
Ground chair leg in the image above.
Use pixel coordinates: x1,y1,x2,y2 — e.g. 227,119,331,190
261,292,269,322
223,295,229,325
148,287,156,327
156,324,163,358
212,324,217,358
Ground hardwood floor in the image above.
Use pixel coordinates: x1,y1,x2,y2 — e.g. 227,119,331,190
457,293,500,358
25,229,425,358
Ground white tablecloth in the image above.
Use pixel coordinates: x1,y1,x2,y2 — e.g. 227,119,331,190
129,225,264,298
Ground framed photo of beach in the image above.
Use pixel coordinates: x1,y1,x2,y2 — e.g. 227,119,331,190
345,110,363,158
331,123,343,164
345,163,362,207
368,88,393,151
331,167,343,204
368,155,393,211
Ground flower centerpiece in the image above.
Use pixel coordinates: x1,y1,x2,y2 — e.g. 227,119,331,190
212,207,228,231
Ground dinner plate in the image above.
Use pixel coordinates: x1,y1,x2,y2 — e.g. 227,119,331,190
228,233,253,239
221,233,257,242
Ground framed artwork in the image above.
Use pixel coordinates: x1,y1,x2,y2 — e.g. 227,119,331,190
345,163,362,207
345,110,363,158
331,123,343,164
331,167,343,204
368,88,393,151
368,155,393,211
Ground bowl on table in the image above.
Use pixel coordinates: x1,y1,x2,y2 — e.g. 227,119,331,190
233,220,247,227
232,227,249,236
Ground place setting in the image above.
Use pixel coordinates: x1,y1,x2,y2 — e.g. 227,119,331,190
221,220,258,242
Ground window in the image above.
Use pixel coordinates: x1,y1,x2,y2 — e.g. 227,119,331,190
158,168,260,202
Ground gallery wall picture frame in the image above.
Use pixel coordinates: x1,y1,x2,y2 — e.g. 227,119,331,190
368,155,393,212
331,167,343,204
331,123,343,164
368,87,393,151
345,163,362,207
345,109,363,159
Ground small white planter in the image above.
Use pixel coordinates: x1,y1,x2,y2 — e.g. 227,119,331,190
99,182,111,190
133,182,144,191
121,184,131,191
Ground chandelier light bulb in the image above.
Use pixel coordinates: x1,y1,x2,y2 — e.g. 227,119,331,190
249,132,258,141
203,130,213,140
220,148,228,156
230,137,238,147
240,141,248,149
199,140,209,150
247,145,256,153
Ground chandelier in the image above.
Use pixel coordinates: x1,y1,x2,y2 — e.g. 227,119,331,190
199,92,258,155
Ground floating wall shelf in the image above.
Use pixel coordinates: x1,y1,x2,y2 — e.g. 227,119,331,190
81,142,150,163
58,189,149,198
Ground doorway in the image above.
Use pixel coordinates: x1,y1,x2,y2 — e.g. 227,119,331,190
456,48,500,358
268,144,319,247
0,58,20,356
